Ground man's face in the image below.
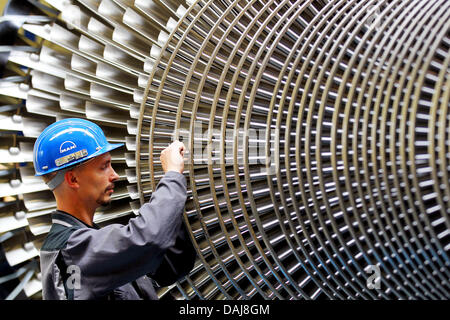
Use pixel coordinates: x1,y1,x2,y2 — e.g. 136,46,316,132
73,152,119,208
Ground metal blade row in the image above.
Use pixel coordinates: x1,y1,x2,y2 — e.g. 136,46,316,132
0,0,197,300
136,0,450,299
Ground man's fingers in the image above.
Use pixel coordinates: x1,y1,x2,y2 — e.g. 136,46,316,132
168,140,185,155
160,140,185,173
172,140,184,148
178,143,185,154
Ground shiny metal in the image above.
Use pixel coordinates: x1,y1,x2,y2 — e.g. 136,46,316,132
136,0,450,299
0,0,449,300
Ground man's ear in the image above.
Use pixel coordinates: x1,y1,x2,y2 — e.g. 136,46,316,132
65,170,79,189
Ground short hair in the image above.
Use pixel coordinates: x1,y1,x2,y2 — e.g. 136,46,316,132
42,171,58,184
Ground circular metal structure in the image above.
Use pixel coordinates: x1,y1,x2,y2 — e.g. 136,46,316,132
0,0,449,300
137,0,450,299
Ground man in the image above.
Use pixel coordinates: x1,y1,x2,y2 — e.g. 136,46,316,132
34,118,196,300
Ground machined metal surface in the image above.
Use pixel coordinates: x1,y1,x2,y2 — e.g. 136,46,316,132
0,0,449,299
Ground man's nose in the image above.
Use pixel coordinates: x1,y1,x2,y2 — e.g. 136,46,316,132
110,168,120,181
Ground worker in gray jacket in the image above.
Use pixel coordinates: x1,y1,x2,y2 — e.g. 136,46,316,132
33,118,196,300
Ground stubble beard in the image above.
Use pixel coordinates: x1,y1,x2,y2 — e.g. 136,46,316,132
98,184,114,207
98,199,111,207
96,193,112,207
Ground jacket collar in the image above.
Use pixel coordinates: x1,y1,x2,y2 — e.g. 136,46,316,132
51,210,100,230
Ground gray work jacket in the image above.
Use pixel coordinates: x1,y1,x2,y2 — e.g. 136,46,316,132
39,171,195,300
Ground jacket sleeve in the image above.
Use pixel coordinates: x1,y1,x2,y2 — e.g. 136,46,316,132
149,219,197,287
60,171,187,298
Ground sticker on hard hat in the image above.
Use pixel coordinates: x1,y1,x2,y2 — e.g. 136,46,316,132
55,149,88,167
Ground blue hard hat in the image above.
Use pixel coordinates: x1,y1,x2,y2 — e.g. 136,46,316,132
33,118,124,176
